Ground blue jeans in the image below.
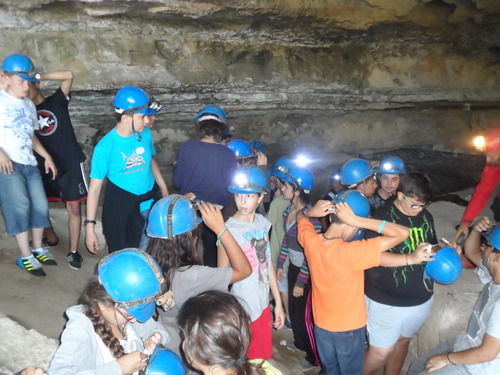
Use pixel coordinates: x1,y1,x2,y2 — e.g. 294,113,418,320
137,208,151,251
0,162,50,236
314,324,366,375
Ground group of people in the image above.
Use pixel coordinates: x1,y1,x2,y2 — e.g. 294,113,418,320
1,52,500,375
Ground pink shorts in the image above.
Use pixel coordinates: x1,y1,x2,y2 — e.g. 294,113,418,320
247,305,273,360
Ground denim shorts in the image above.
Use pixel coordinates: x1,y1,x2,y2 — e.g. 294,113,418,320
0,162,50,236
366,295,434,349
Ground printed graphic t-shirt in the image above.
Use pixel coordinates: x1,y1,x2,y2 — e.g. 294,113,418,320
226,214,272,322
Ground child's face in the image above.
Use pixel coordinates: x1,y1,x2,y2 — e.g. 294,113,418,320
397,192,429,216
234,193,264,217
281,181,295,201
359,176,377,198
131,113,150,132
4,74,30,99
99,303,137,328
380,174,400,195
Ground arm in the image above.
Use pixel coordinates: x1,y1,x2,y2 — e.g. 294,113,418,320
38,70,73,96
85,178,104,254
32,136,57,179
379,242,435,267
269,262,285,329
152,158,169,197
464,216,491,267
425,334,500,372
199,202,251,283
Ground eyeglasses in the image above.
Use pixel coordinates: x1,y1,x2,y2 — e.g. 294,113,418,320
403,194,431,209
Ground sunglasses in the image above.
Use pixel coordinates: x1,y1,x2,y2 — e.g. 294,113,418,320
403,194,431,209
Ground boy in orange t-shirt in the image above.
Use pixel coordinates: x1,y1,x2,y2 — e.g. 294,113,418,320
297,190,431,375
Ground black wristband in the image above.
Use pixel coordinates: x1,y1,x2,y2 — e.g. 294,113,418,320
84,219,97,225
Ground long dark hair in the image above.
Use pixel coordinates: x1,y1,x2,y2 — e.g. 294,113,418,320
78,276,124,359
147,228,202,291
178,291,266,375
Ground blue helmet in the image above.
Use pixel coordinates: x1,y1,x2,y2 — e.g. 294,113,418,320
144,345,186,375
227,139,253,159
1,53,38,82
424,246,463,284
273,157,294,181
340,158,373,186
281,167,314,193
195,104,226,124
228,165,268,194
98,249,165,322
148,97,162,116
333,190,370,218
482,225,500,249
249,140,265,155
147,195,203,238
379,156,406,175
113,86,155,116
329,169,342,182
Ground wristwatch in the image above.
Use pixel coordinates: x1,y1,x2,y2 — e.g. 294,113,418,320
84,219,97,225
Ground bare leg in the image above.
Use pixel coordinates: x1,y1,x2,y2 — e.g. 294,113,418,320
281,290,290,322
66,201,82,252
31,227,44,249
43,225,58,244
363,345,394,375
15,231,32,258
384,336,411,375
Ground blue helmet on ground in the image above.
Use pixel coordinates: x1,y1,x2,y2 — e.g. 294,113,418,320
1,53,38,82
144,345,186,375
147,195,203,238
227,139,253,159
341,159,373,186
113,86,155,116
273,157,294,181
281,167,315,193
195,104,227,124
333,190,370,218
424,246,463,285
379,156,406,175
249,140,265,155
98,249,165,322
228,165,268,194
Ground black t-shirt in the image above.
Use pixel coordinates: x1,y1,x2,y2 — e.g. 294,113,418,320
34,88,86,172
365,200,437,307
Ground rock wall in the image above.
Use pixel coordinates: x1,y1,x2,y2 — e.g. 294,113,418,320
1,1,499,181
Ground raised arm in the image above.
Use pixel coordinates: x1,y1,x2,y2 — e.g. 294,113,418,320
38,70,73,96
464,216,491,267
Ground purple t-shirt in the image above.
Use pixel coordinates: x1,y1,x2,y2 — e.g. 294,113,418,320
174,140,237,207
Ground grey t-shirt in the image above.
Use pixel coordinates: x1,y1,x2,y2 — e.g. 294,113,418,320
226,214,272,322
157,265,232,354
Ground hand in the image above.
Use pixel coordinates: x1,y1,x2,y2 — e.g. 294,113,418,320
307,200,335,218
85,229,99,254
472,216,491,233
293,285,304,297
334,202,358,226
273,303,285,329
143,332,162,355
198,201,225,234
0,148,13,174
19,367,47,375
409,242,435,264
425,353,449,372
44,156,58,180
453,224,470,244
277,268,284,281
256,152,267,166
117,351,148,375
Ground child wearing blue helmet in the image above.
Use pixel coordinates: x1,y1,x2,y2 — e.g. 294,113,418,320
219,165,286,361
297,191,430,375
48,249,171,375
369,156,406,213
409,217,500,375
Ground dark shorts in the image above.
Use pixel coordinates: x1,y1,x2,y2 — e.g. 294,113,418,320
41,162,88,202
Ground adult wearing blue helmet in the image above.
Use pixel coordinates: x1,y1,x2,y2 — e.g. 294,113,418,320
369,156,406,213
341,158,377,198
227,139,253,160
146,195,251,359
295,190,417,375
0,53,58,276
174,104,237,267
322,169,345,202
86,86,164,253
409,217,500,375
48,248,171,375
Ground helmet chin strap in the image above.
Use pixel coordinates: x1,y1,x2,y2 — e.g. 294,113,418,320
131,115,142,142
113,303,129,341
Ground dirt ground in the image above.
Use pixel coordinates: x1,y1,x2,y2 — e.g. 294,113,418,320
0,188,491,374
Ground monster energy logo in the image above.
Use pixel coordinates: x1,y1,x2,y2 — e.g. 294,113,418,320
408,227,425,250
